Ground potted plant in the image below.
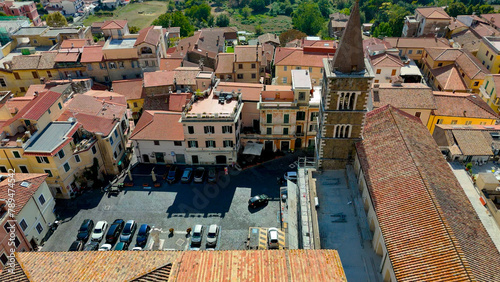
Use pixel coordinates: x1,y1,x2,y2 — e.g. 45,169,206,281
466,162,473,171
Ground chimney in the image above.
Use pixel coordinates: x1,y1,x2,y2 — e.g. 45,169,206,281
274,34,277,39
194,43,198,49
217,36,219,46
71,42,74,48
206,52,208,58
110,95,112,100
34,91,38,97
463,110,467,117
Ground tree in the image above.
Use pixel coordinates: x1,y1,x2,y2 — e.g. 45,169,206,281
152,11,194,37
241,5,252,19
255,24,263,35
168,1,176,12
216,14,230,27
446,1,467,17
292,1,324,35
372,22,393,38
185,3,212,22
279,29,306,46
129,25,140,33
250,0,266,13
318,0,331,18
478,4,495,15
214,0,224,7
46,12,67,27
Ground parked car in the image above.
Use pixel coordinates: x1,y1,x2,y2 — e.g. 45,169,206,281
120,220,137,243
132,247,143,251
76,219,94,242
91,221,108,242
191,224,204,246
207,167,218,183
193,167,206,183
284,171,297,182
98,244,112,251
267,228,279,249
136,224,151,247
106,219,125,244
181,167,193,183
114,242,129,251
83,241,99,251
248,194,269,208
68,240,84,251
166,165,179,184
363,31,370,36
206,224,219,248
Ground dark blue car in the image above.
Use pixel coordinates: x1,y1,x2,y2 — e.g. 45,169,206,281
136,224,151,247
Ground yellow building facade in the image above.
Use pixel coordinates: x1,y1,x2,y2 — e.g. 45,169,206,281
477,36,500,75
478,74,500,113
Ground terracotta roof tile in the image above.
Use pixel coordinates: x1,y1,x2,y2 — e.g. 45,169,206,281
101,20,127,30
159,58,183,71
234,45,265,63
471,22,500,37
66,93,127,121
81,46,103,63
130,111,183,141
384,37,450,49
21,90,62,120
0,174,48,214
58,110,117,136
369,53,403,67
451,30,481,53
215,53,235,74
144,71,175,87
452,129,494,155
5,97,34,115
480,13,500,29
134,26,161,47
174,67,200,86
60,39,91,49
112,79,144,100
11,55,40,70
448,18,466,31
274,47,331,68
416,7,451,19
373,83,436,109
38,52,58,69
433,92,499,119
54,51,80,63
258,33,280,45
84,90,127,106
357,105,500,281
168,93,191,112
215,82,263,102
429,64,468,91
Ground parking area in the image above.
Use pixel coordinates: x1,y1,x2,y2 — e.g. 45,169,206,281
42,154,300,252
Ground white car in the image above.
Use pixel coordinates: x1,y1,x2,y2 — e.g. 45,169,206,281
284,171,297,182
267,228,279,249
132,247,142,251
91,221,108,242
98,244,112,251
206,224,219,248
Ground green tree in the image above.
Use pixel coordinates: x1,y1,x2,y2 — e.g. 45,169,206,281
241,5,252,19
152,11,194,37
446,1,467,17
214,0,223,7
478,4,495,15
372,22,393,38
318,0,331,18
292,1,324,35
168,1,176,12
279,29,306,46
185,3,212,22
255,24,263,35
250,0,266,12
46,12,67,27
129,25,140,33
216,14,230,27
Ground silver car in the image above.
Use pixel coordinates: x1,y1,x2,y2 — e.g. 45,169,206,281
191,224,204,246
206,224,219,247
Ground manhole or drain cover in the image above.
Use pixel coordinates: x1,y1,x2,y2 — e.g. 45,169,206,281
103,205,111,211
175,239,185,246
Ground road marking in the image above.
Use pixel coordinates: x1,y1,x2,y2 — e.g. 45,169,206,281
255,227,286,250
159,239,165,250
175,238,185,246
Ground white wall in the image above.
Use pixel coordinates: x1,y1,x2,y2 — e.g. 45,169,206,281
134,140,186,164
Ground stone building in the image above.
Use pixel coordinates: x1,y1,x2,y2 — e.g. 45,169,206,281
316,0,374,170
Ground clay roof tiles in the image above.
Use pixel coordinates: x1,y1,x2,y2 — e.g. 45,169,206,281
416,7,451,19
433,92,499,119
373,83,436,109
101,20,127,30
112,79,144,100
0,174,48,214
130,111,183,141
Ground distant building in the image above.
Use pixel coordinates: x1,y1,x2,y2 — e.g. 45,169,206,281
328,12,349,38
402,7,451,37
0,1,41,26
478,74,500,113
45,0,84,15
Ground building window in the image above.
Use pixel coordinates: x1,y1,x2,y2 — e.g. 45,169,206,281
188,126,194,134
334,124,351,138
473,81,479,86
491,55,494,61
154,140,160,145
451,120,457,125
282,77,287,84
118,144,122,152
13,72,20,80
36,223,43,234
47,71,52,78
486,50,490,56
44,169,53,177
92,146,97,154
13,151,21,158
20,87,26,92
87,64,93,71
114,151,118,159
338,92,357,110
222,125,232,133
251,63,256,69
188,140,198,148
238,64,243,69
32,71,39,79
310,112,319,121
465,121,472,125
36,156,49,163
266,114,272,123
223,140,233,147
284,114,289,124
0,166,7,173
296,111,305,120
174,141,182,146
109,62,117,69
205,140,216,147
416,50,422,54
63,162,70,172
283,127,289,135
38,194,46,205
376,69,381,74
415,112,421,118
436,119,443,124
58,102,62,109
267,127,272,135
204,126,215,134
237,74,243,79
19,219,28,231
1,253,8,265
13,237,20,248
251,73,256,79
110,136,114,145
408,50,413,54
75,155,81,163
58,149,65,159
0,78,6,87
133,102,138,107
309,124,318,131
374,80,379,83
19,165,28,173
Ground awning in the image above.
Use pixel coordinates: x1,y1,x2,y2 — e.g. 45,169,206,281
243,143,264,156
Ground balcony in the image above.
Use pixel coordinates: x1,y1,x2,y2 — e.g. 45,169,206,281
479,86,490,100
73,138,97,153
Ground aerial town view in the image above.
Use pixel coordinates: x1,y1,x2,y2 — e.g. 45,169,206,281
1,0,500,280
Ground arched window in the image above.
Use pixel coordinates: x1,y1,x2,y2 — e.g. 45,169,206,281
334,124,351,138
337,92,358,110
141,47,153,54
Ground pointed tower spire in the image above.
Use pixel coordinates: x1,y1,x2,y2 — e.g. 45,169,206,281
331,0,365,73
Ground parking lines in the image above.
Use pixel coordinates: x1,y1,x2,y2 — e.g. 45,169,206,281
255,227,286,250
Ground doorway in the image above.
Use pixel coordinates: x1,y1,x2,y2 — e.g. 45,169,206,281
155,152,165,163
216,155,227,164
295,138,302,149
281,141,290,151
192,155,199,164
142,154,150,163
265,141,273,151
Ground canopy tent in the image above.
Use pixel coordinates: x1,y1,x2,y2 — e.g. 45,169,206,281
243,143,264,156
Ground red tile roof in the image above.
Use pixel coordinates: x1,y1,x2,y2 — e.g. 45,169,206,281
168,93,191,112
134,26,161,46
11,91,62,122
54,51,80,62
130,111,184,141
433,92,499,119
160,58,183,71
384,37,450,49
80,46,103,63
101,20,127,30
215,82,263,102
0,174,48,214
84,90,127,106
429,64,468,91
144,71,175,87
58,110,117,136
112,79,144,100
373,83,436,109
274,47,332,68
60,39,91,49
5,97,34,115
416,7,450,19
357,105,500,281
215,53,235,74
65,94,127,121
369,53,403,67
